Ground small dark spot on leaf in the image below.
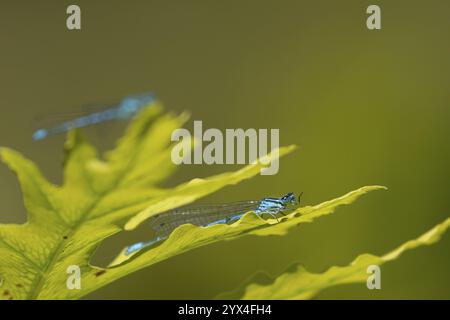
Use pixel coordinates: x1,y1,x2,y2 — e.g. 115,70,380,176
63,236,68,240
95,270,106,277
9,296,13,300
16,284,23,288
3,290,10,296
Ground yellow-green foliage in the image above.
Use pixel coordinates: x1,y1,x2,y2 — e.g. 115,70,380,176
217,217,450,299
0,104,295,299
0,104,448,300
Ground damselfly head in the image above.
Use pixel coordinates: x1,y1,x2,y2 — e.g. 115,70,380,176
118,93,155,117
281,192,298,206
118,97,141,116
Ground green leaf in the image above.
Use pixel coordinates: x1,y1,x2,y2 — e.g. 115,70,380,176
217,217,450,300
0,103,295,300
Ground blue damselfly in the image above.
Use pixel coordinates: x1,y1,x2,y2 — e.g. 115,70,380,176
32,92,155,141
125,192,302,255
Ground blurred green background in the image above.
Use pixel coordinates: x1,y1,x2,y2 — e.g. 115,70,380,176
1,0,449,299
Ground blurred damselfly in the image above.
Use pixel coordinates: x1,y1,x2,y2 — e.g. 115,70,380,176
32,92,155,141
